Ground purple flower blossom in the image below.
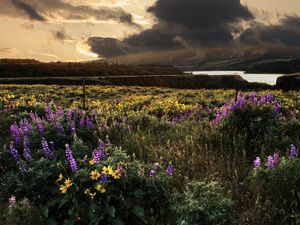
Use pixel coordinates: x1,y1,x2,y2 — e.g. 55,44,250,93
65,144,77,172
273,101,282,114
55,121,64,133
79,117,85,127
289,144,297,160
92,139,106,164
249,92,258,106
29,112,36,122
149,170,156,177
260,96,267,105
56,107,64,118
154,162,161,171
267,156,275,170
273,152,280,166
23,138,32,162
86,116,95,129
100,173,108,184
253,157,261,169
8,196,16,207
45,106,55,123
236,92,248,109
70,120,76,135
66,110,73,121
291,111,297,120
9,142,20,161
41,138,55,159
10,122,22,144
266,93,274,102
166,162,174,176
37,118,44,135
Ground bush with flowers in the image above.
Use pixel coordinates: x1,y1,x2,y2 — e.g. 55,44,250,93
250,144,300,225
0,105,177,225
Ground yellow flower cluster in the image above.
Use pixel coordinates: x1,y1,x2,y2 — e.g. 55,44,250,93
56,173,73,194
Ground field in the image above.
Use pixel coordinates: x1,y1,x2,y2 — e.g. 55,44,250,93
0,85,300,225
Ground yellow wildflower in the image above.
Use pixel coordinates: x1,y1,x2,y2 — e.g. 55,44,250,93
102,166,113,175
56,173,64,182
89,192,97,199
60,185,68,194
89,159,95,166
112,170,122,179
96,184,106,193
90,170,101,180
64,178,72,188
84,188,91,195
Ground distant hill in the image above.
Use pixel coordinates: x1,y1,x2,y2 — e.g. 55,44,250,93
100,46,300,74
0,59,182,77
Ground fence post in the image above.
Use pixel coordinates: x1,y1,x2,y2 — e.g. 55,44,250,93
82,79,86,110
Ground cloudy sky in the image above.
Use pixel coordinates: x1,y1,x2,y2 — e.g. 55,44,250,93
0,0,299,62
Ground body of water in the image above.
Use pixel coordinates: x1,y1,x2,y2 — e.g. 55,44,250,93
186,71,283,85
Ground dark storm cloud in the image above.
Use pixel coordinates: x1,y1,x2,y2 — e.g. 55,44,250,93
87,37,135,57
239,16,300,47
1,0,137,26
86,0,254,57
147,0,253,29
11,0,46,21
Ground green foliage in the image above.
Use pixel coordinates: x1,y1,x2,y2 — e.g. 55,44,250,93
171,181,232,225
251,158,300,225
2,200,44,225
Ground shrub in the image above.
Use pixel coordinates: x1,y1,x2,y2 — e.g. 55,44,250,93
250,145,300,225
171,181,232,225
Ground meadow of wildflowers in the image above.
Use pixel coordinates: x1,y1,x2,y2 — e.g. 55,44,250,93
0,85,300,225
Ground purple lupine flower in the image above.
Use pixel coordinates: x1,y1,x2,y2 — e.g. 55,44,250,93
65,144,77,172
266,93,274,102
66,110,72,121
23,138,32,162
55,121,64,133
291,111,297,120
49,141,55,155
29,112,36,122
273,101,282,114
260,95,267,105
117,164,127,177
41,138,55,159
289,144,297,160
273,152,280,166
92,139,106,164
154,162,161,171
19,119,31,137
267,156,275,170
166,162,174,176
9,142,20,161
56,106,64,118
100,173,108,184
149,170,156,177
236,93,248,109
249,92,258,106
253,157,261,169
45,106,55,123
10,122,22,144
70,120,76,135
37,118,44,135
79,117,85,127
8,196,16,207
229,100,236,112
86,116,95,129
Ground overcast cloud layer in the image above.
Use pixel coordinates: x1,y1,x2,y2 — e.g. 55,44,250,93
86,0,300,58
0,0,138,25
